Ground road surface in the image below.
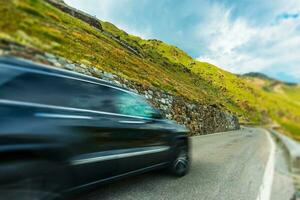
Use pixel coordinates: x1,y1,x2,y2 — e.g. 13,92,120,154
78,127,272,200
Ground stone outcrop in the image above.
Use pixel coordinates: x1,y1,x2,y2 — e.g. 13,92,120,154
45,0,103,31
0,41,240,136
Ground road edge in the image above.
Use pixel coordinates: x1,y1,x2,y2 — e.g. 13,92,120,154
256,130,276,200
270,129,300,173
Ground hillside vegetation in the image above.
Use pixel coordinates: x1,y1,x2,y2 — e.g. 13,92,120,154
243,73,300,139
0,0,300,139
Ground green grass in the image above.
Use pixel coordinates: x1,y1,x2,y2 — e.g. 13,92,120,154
278,120,300,140
1,0,300,139
282,85,300,103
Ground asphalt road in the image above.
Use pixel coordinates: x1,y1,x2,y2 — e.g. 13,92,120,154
78,127,271,200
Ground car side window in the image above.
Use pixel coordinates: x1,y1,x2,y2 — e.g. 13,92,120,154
0,66,115,113
114,91,160,118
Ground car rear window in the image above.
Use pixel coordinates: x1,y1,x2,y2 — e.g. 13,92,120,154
114,92,158,118
0,65,116,113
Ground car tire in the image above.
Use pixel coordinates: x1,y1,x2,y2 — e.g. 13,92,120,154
169,144,190,177
0,160,70,200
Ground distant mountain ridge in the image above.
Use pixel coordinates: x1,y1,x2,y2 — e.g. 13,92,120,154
243,72,276,81
243,72,298,86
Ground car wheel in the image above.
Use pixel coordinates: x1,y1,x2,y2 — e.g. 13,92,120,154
169,145,190,177
0,160,70,200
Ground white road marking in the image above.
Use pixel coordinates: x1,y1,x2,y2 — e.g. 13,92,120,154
256,130,276,200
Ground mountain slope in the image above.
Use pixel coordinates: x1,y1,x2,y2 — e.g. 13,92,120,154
0,0,299,139
242,73,300,138
243,72,300,104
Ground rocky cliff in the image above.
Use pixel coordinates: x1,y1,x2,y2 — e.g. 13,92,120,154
45,0,103,31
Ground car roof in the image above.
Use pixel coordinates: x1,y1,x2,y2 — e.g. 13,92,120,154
0,56,135,94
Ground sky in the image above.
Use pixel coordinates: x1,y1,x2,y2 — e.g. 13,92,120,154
65,0,300,83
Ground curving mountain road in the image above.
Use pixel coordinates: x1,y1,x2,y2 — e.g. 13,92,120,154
77,128,274,200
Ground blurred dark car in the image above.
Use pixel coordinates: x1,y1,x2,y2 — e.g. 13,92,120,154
0,57,190,199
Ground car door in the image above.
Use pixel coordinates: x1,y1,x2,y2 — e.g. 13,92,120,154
111,91,172,174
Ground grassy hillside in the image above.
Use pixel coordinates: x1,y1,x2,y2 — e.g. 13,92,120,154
243,73,300,139
0,0,300,139
243,72,300,103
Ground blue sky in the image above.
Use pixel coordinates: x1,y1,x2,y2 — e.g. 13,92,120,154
65,0,300,83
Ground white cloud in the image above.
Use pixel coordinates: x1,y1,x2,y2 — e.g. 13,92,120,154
196,3,300,82
64,0,130,21
118,24,153,39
